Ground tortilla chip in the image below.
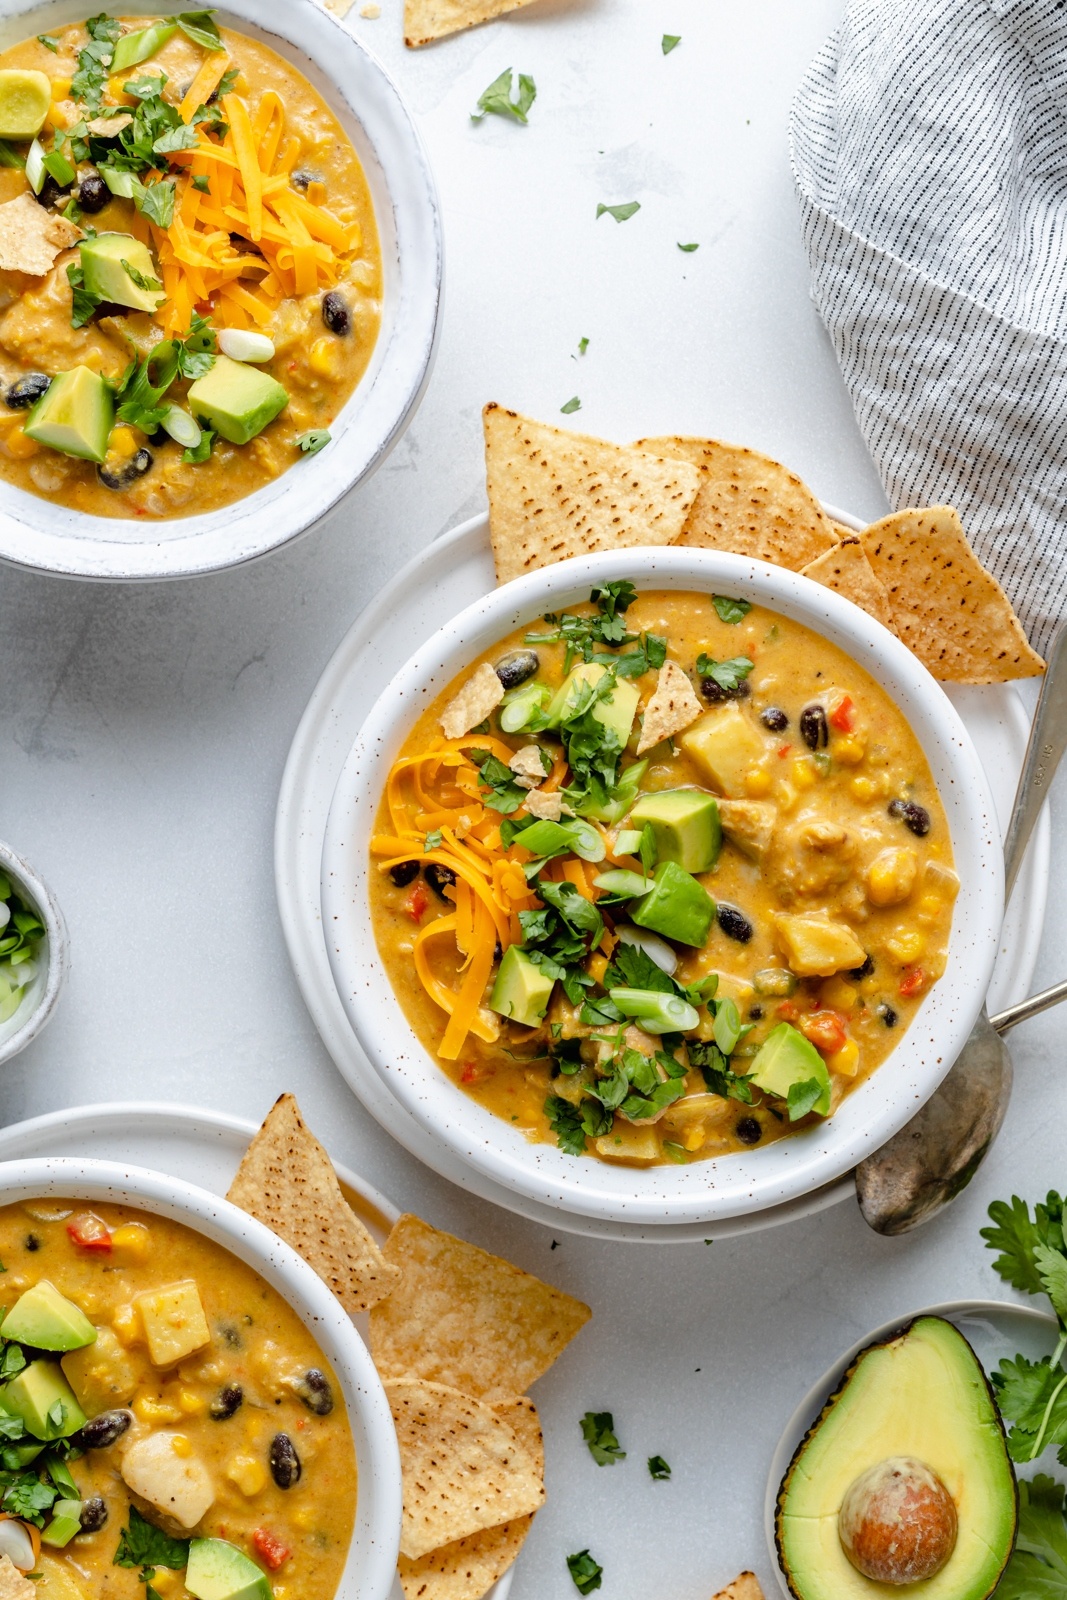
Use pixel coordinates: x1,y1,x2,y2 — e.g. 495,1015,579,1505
227,1094,400,1316
86,110,133,135
523,788,563,820
0,1557,36,1600
440,662,504,740
637,435,837,570
0,193,81,276
801,537,895,631
860,506,1045,682
712,1576,765,1600
370,1213,590,1403
387,1379,545,1560
484,405,701,585
637,660,704,754
405,0,542,47
397,1398,543,1600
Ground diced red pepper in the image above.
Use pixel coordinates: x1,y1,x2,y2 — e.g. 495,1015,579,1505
899,967,927,998
777,743,792,758
829,695,855,733
406,882,429,922
66,1212,112,1253
252,1530,291,1571
776,1000,799,1021
800,1010,849,1055
461,1061,480,1084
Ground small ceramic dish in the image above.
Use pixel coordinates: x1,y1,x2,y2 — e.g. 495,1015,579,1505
321,546,1002,1230
0,1155,402,1600
0,840,68,1067
0,0,442,579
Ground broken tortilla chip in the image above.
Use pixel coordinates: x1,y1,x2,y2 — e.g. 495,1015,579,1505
860,507,1045,682
0,192,81,276
387,1378,545,1560
227,1093,400,1316
370,1213,590,1403
712,1576,765,1600
0,1557,36,1600
637,659,704,754
637,435,838,570
396,1397,543,1600
801,537,895,631
405,0,543,47
440,661,504,740
485,404,701,586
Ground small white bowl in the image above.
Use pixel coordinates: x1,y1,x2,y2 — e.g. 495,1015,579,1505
0,841,68,1067
0,1156,402,1600
321,547,1002,1230
0,0,442,579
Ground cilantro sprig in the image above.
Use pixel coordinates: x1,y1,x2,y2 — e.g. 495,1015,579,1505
983,1193,1067,1463
114,1505,190,1582
695,653,754,692
567,1549,603,1595
998,1475,1067,1596
580,1410,625,1465
109,314,217,430
472,68,536,125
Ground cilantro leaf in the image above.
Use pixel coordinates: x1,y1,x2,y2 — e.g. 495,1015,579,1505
596,201,640,223
122,257,162,294
677,241,699,252
992,1355,1067,1463
982,1193,1066,1300
561,396,581,414
662,34,681,54
296,429,331,456
580,1411,625,1466
137,178,176,228
787,1078,825,1121
423,830,443,852
471,750,526,815
694,654,754,691
175,10,224,50
38,34,60,52
545,1096,587,1157
998,1476,1067,1597
648,1454,671,1479
604,941,674,995
182,428,215,464
1036,1243,1067,1325
3,1475,57,1525
67,261,102,329
192,173,211,193
72,14,121,112
114,1506,190,1571
567,1550,603,1595
712,594,751,624
472,68,536,125
0,1344,24,1382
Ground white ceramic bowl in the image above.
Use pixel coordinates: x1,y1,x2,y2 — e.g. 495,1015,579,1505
321,547,1002,1229
0,0,441,579
0,841,68,1066
0,1155,401,1600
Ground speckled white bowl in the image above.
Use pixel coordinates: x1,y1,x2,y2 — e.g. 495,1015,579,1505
0,0,442,579
0,1156,401,1600
0,841,68,1066
321,547,1002,1229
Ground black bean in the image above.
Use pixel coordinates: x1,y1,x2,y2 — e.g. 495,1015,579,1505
717,903,753,944
849,954,875,980
799,704,829,749
321,291,351,336
97,449,152,491
6,373,51,410
495,649,539,690
34,175,69,210
878,1004,899,1029
735,1116,762,1145
77,172,109,214
389,860,420,888
269,1432,301,1489
760,706,788,732
291,169,317,192
888,798,931,837
701,675,750,704
748,1005,763,1021
79,1409,132,1449
425,862,457,900
228,231,263,258
218,1321,242,1350
24,1235,39,1252
210,1384,243,1421
295,1368,334,1416
79,1496,108,1533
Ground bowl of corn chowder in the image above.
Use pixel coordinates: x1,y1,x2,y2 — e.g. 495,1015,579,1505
0,1158,401,1600
322,546,1002,1229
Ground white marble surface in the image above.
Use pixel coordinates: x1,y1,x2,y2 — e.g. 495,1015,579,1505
0,1,1064,1596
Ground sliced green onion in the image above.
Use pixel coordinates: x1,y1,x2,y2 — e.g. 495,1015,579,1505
101,167,138,199
500,682,550,734
614,828,644,856
161,405,202,450
608,987,699,1034
217,327,275,363
43,150,76,187
25,138,45,195
592,869,653,898
111,20,178,73
0,141,26,171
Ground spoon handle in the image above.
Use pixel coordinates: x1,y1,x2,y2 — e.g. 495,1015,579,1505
990,976,1067,1035
1004,620,1067,900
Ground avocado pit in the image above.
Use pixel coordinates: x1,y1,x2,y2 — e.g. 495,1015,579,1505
838,1456,958,1585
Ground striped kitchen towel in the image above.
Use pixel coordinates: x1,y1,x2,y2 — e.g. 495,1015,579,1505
790,0,1067,655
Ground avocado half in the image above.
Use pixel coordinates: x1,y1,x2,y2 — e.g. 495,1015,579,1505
775,1316,1017,1600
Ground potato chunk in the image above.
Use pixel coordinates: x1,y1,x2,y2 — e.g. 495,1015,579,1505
135,1281,210,1367
773,912,866,977
717,799,776,860
677,704,769,797
120,1431,214,1529
62,1326,138,1413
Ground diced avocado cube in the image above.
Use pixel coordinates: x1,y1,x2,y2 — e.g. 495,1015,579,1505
630,861,716,947
41,1500,83,1549
547,664,639,748
614,828,644,856
677,703,770,797
135,1280,210,1367
61,1326,137,1413
489,946,555,1028
0,70,51,140
24,367,113,464
630,789,721,873
2,1280,96,1352
749,1022,831,1115
188,354,288,446
2,1360,86,1441
79,233,166,314
187,1539,272,1600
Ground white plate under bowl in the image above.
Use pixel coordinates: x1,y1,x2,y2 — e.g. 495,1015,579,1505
276,509,1048,1242
0,1101,514,1600
0,0,441,579
762,1297,1059,1599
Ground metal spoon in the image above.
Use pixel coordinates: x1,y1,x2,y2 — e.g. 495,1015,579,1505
856,621,1067,1235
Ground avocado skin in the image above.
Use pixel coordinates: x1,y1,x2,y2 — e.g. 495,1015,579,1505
774,1315,1017,1600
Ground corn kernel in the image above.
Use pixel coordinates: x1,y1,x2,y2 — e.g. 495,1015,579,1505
587,954,608,986
50,78,72,100
867,847,919,907
309,337,343,380
3,428,40,461
111,1222,150,1258
682,1124,705,1152
112,1304,142,1347
821,977,858,1012
827,1040,860,1078
170,1434,192,1459
109,427,139,459
133,1394,183,1425
178,1388,207,1415
850,775,877,802
886,930,926,965
292,1508,317,1532
227,1455,268,1497
834,735,866,766
917,894,943,925
743,765,773,797
791,758,816,790
150,1574,178,1595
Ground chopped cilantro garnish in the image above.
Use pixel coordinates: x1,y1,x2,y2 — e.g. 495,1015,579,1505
111,315,217,429
182,428,215,465
560,396,581,414
37,33,60,51
174,9,224,50
424,829,443,851
580,1411,625,1466
472,68,536,125
191,173,211,193
694,653,754,692
137,177,176,228
3,1475,57,1525
998,1476,1067,1595
577,336,589,355
71,13,121,113
470,750,526,815
662,34,681,54
677,241,699,252
122,257,162,294
596,200,640,223
114,1506,190,1571
648,1454,671,1479
712,594,751,623
787,1077,827,1122
296,429,331,456
567,1550,603,1595
67,261,101,330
